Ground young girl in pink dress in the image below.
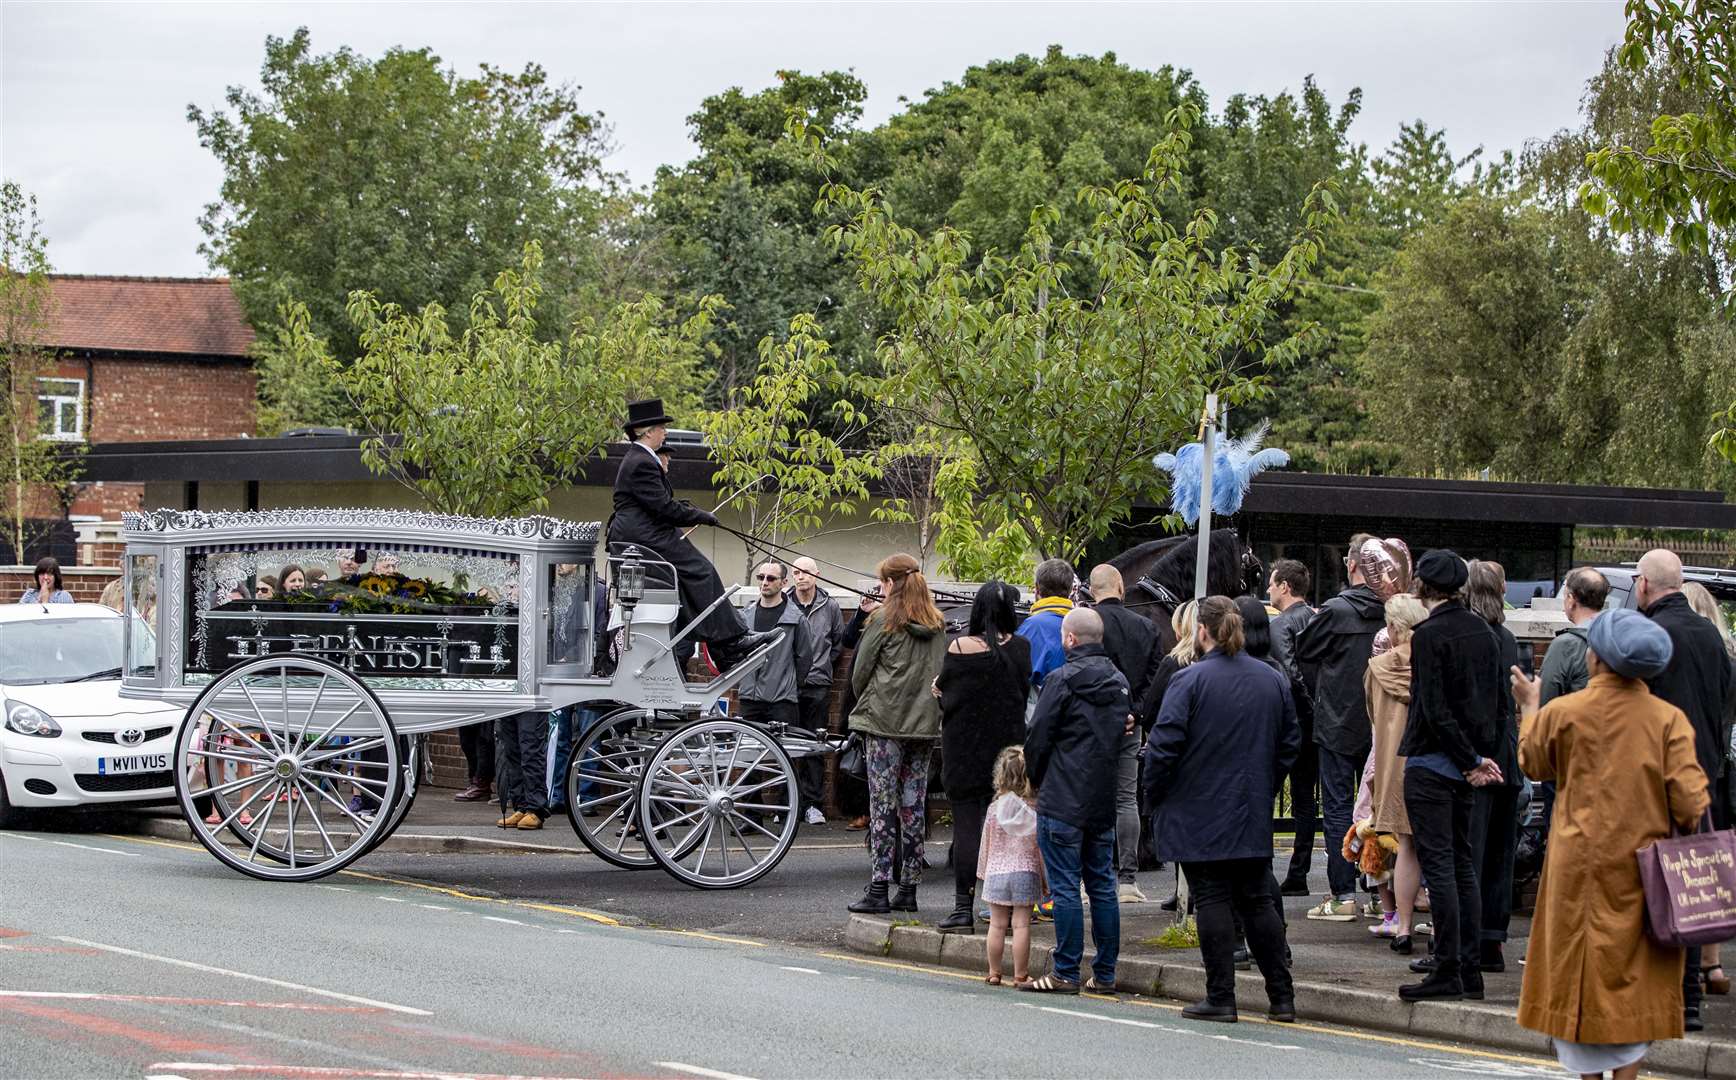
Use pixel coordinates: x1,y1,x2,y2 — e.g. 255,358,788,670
979,745,1046,986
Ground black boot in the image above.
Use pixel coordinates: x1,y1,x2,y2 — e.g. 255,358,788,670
938,888,974,933
848,881,890,914
890,884,918,912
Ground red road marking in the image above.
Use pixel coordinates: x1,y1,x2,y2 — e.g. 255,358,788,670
147,1065,613,1080
0,926,29,938
0,998,250,1056
0,990,382,1011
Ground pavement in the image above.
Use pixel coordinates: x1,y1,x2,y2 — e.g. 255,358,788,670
0,825,1600,1080
38,791,1736,1077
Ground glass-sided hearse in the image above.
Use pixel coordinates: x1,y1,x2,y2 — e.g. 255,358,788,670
120,508,826,888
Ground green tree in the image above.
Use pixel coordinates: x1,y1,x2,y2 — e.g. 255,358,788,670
190,29,618,425
0,181,82,560
278,244,717,518
695,313,886,573
816,105,1334,563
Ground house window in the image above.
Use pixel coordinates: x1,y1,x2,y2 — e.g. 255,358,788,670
36,378,84,441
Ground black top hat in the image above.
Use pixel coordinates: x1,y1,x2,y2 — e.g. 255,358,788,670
623,398,674,436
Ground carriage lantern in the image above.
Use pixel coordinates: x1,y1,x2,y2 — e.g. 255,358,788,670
616,547,648,635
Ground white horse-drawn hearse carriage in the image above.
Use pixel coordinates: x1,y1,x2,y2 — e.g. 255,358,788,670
120,507,826,889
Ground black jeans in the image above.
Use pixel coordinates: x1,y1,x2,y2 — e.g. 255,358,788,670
458,720,494,786
740,698,824,813
1182,858,1294,1008
1318,746,1361,898
951,794,989,898
497,712,549,816
1405,766,1480,979
1468,784,1519,944
1285,736,1319,884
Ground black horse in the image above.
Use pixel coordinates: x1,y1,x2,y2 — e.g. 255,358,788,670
1107,529,1264,655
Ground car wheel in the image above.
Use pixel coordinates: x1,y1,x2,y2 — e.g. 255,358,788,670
0,770,28,830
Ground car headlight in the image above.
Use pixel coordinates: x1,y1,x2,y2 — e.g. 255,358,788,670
4,701,62,738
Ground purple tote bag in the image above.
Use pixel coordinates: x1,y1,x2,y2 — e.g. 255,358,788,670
1636,815,1736,948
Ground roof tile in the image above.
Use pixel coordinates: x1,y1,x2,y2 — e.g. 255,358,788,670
39,275,255,359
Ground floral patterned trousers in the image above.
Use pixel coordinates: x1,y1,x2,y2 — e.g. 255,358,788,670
866,735,933,885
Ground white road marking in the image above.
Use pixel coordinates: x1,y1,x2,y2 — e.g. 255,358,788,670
375,896,407,902
151,1065,599,1079
2,833,141,857
483,915,528,926
657,1063,761,1080
1021,1003,1300,1049
778,966,822,975
418,904,451,911
53,937,432,1016
313,884,354,892
0,990,379,1012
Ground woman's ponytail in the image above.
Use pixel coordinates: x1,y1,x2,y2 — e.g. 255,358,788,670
1197,595,1245,657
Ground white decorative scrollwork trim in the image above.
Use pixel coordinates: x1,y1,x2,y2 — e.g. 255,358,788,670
123,508,600,543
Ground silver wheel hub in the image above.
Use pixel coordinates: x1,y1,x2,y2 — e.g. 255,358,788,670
273,756,300,780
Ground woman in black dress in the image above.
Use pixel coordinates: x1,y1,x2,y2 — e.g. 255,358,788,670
933,581,1032,933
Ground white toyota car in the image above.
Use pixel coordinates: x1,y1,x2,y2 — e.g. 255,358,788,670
0,601,182,825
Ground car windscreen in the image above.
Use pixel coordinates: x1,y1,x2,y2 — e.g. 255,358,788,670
0,618,125,685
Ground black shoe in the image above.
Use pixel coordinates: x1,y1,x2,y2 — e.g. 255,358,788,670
1232,946,1252,971
1479,941,1505,973
1278,876,1311,897
1685,1008,1704,1033
1461,973,1485,1001
890,885,918,912
848,881,890,914
1182,1000,1238,1023
1391,935,1413,955
938,891,974,934
1409,955,1437,974
1268,999,1297,1023
1400,971,1464,1002
1159,894,1179,912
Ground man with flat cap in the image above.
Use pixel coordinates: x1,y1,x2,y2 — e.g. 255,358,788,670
608,398,772,670
1397,549,1506,1003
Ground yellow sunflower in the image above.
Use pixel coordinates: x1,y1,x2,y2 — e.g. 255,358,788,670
358,575,394,597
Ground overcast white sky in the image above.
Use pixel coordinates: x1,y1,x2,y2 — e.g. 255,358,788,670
2,1,1625,278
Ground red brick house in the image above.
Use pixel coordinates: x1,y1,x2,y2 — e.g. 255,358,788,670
39,275,257,521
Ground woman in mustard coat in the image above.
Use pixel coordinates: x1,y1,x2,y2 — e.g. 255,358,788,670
1513,609,1710,1080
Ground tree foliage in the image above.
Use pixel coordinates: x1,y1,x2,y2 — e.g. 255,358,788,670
0,181,82,560
190,29,619,426
816,105,1334,563
281,243,716,518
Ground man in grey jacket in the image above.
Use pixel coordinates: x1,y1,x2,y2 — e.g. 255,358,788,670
790,556,843,825
1537,567,1609,706
735,561,819,819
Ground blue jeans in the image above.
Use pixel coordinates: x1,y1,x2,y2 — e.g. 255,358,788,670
1317,746,1360,899
1036,815,1120,985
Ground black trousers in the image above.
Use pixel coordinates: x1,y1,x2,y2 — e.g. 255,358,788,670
496,712,549,816
951,794,989,898
1405,767,1480,979
1468,784,1519,944
607,526,746,646
458,720,494,785
1181,858,1294,1008
739,698,824,813
1285,735,1320,884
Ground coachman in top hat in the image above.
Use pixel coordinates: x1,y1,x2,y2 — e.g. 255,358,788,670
608,398,772,669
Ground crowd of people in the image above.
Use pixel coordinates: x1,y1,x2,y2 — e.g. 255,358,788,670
815,534,1734,1078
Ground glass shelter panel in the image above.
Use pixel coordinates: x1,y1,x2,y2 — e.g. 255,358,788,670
183,541,522,690
125,553,159,681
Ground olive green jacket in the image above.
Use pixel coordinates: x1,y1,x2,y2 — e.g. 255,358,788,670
848,613,946,740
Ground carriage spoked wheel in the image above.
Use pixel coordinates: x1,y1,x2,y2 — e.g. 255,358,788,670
175,655,400,882
564,706,664,869
637,718,800,889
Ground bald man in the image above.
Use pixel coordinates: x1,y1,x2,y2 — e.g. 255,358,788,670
1636,548,1733,1031
1024,605,1131,991
1089,564,1161,901
787,555,844,824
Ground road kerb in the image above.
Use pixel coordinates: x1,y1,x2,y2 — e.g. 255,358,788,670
844,914,1729,1078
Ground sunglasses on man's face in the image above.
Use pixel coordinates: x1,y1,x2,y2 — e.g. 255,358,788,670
755,574,783,583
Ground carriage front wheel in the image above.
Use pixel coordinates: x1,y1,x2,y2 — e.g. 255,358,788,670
175,655,400,882
637,718,800,889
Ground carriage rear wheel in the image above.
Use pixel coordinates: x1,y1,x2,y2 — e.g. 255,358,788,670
175,656,400,882
563,706,661,869
637,718,800,889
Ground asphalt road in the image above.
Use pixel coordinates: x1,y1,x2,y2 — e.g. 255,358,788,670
0,826,1575,1080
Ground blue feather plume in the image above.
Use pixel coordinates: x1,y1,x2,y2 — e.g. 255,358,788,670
1153,422,1289,524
